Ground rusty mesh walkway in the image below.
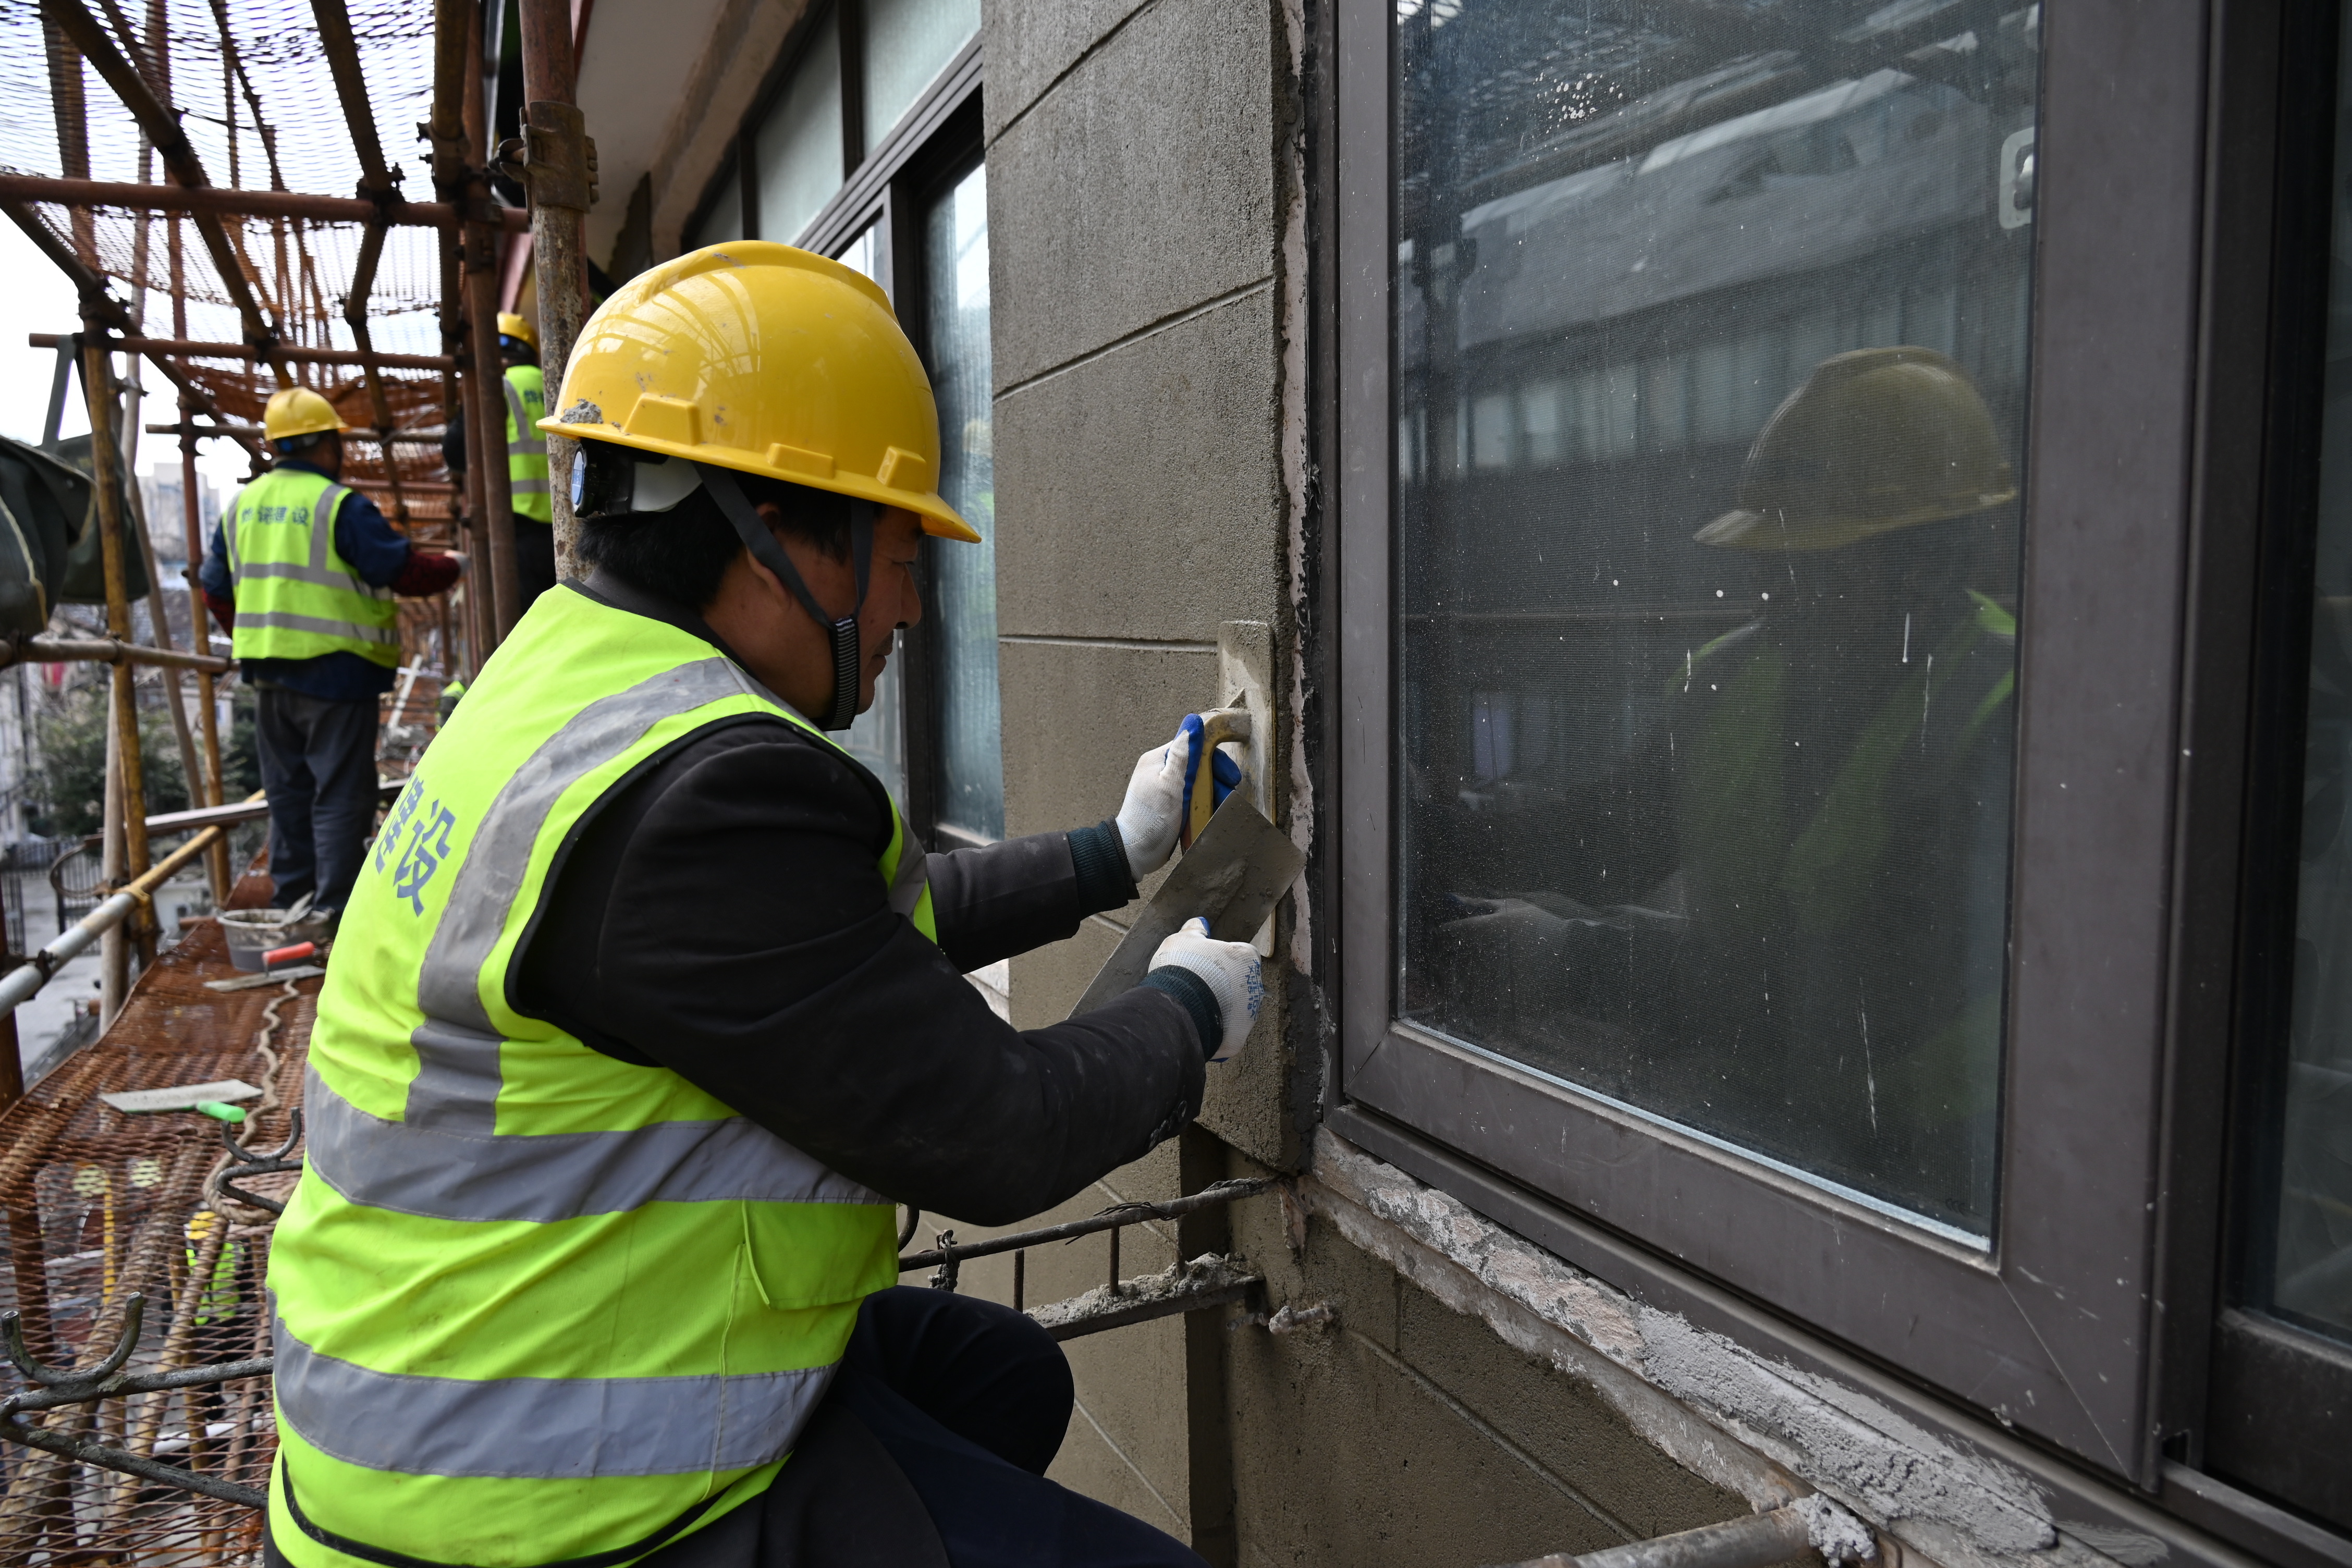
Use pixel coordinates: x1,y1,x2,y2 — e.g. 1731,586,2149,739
0,859,312,1566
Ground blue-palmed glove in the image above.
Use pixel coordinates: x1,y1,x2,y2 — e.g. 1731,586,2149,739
1114,716,1245,879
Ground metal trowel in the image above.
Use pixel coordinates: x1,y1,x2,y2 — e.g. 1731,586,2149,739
1072,791,1304,1016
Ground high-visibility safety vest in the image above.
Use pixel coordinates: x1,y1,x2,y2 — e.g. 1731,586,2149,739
222,467,400,668
266,586,933,1568
503,364,553,523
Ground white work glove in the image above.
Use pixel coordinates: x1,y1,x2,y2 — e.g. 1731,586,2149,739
1148,916,1263,1063
1114,716,1246,879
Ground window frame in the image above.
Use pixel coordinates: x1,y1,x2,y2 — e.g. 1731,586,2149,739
680,11,989,847
1330,0,2216,1487
2200,0,2352,1533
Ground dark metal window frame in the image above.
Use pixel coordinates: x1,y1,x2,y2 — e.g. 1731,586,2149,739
675,17,987,847
1327,0,2253,1504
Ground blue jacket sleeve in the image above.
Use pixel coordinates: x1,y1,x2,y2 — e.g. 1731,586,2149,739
199,521,233,599
330,487,412,589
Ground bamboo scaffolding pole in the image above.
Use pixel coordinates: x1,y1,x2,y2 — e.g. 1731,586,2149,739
457,0,519,645
517,0,591,577
83,333,154,983
39,0,288,381
28,333,456,371
0,635,232,672
0,194,274,469
0,176,527,231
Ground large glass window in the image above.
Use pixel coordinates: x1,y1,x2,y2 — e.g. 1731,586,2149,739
755,11,846,244
2253,15,2352,1356
1393,0,2041,1239
926,162,1001,840
831,224,909,801
694,162,742,247
863,0,979,153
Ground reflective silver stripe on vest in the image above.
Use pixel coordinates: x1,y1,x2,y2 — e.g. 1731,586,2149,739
304,1065,881,1221
503,377,545,456
888,829,928,918
408,658,781,1132
509,478,552,494
236,610,400,645
273,1308,832,1478
235,559,374,590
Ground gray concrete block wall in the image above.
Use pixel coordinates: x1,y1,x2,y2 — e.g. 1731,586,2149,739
1219,1180,1753,1568
979,0,1745,1561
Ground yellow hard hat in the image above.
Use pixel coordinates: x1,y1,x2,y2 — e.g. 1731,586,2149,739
261,386,348,443
496,311,538,350
540,242,978,543
1695,347,2016,553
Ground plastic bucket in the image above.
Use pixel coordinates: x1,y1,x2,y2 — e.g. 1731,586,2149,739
219,909,329,972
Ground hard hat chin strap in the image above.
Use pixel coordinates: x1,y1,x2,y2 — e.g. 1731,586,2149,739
695,463,875,731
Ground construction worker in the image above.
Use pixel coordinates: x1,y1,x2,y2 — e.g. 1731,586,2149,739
266,244,1261,1568
438,311,557,609
201,387,463,917
1443,347,2018,1225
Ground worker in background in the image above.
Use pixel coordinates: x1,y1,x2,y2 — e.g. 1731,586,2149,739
201,387,464,918
267,244,1261,1568
438,310,557,608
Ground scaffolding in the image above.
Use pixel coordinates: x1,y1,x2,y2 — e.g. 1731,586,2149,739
0,0,597,1559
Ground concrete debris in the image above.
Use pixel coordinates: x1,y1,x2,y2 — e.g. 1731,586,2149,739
1026,1252,1254,1336
1298,1135,2146,1568
557,398,605,424
1794,1493,1880,1564
1265,1301,1335,1335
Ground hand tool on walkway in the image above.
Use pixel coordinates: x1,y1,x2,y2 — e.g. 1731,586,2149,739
1073,791,1303,1016
99,1078,263,1115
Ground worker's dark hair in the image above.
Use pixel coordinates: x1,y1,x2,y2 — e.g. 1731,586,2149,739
578,471,855,613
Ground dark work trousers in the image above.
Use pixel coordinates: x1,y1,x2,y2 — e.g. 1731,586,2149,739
515,520,558,610
253,685,381,913
640,1288,1209,1568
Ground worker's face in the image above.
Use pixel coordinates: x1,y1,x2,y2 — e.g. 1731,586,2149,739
715,504,926,720
313,432,345,480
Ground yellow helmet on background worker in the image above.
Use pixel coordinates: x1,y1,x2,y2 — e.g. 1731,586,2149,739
496,311,539,351
540,241,979,543
261,385,348,444
1696,346,2016,553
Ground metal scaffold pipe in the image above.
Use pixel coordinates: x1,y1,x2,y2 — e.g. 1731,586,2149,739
0,816,230,1019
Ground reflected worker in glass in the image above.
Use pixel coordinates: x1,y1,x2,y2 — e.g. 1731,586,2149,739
1446,347,2019,1227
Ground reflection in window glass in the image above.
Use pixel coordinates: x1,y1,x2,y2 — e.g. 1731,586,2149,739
2260,19,2352,1350
1394,0,2041,1238
926,163,1001,839
863,0,979,153
693,163,742,248
755,12,843,244
832,226,908,802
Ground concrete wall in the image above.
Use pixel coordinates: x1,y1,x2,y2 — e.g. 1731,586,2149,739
976,1,1756,1563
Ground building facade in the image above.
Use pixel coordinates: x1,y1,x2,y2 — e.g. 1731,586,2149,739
559,1,2352,1564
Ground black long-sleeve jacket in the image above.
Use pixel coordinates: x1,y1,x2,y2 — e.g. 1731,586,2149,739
508,577,1209,1226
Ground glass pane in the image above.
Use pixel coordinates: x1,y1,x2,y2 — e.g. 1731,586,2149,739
863,0,979,153
693,164,742,247
1393,0,2041,1239
832,224,908,801
754,12,844,244
926,163,1002,840
2255,19,2352,1351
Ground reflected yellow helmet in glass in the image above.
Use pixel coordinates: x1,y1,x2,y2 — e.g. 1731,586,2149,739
496,311,538,350
1696,347,2017,553
538,241,979,543
261,386,349,443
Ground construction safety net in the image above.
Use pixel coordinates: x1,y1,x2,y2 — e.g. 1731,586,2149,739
0,0,457,528
0,861,311,1567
